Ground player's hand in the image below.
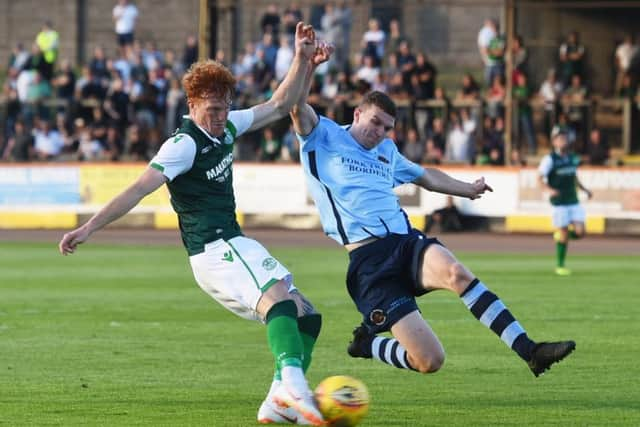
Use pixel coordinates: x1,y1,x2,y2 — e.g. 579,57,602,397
585,189,593,199
59,226,90,255
549,188,561,198
311,41,335,67
294,22,316,60
469,177,493,200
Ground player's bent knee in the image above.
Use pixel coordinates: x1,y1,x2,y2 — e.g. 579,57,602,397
447,262,473,293
411,351,445,373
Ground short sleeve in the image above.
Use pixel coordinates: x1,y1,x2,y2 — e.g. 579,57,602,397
228,109,255,137
392,150,424,187
538,154,553,178
149,134,197,181
297,116,331,152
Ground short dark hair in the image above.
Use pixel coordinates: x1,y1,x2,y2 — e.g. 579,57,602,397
360,91,397,117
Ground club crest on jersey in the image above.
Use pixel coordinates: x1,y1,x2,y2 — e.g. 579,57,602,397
223,132,234,145
262,257,277,271
201,145,213,154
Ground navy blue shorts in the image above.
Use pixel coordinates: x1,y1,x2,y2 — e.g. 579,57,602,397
117,32,134,46
346,229,442,333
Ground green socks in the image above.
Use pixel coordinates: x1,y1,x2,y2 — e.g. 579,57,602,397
297,314,322,373
269,310,322,381
266,300,303,370
556,241,567,267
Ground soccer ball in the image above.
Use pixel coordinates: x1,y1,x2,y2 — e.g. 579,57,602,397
314,375,369,427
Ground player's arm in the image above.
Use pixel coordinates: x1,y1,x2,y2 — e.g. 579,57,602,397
538,175,560,197
414,168,493,200
246,22,317,132
290,42,334,136
59,168,167,255
290,59,320,136
576,176,592,199
537,155,560,197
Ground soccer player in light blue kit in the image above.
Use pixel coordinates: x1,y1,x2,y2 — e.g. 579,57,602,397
290,49,576,377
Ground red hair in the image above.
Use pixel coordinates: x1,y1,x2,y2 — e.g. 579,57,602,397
182,59,235,102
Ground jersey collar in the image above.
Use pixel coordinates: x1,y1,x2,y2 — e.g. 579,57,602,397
184,115,227,146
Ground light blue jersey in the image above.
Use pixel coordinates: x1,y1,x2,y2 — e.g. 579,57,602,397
298,116,425,245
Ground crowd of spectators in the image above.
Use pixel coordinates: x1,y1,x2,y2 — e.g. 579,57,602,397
1,2,638,166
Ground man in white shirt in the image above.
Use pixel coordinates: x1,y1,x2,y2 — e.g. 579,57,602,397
33,120,65,160
615,35,638,93
477,18,497,85
113,0,139,54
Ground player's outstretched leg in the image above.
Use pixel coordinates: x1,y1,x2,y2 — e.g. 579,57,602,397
461,278,576,376
528,341,576,377
265,300,324,425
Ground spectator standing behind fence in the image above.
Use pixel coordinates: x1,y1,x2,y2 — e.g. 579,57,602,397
22,42,53,82
361,18,385,66
402,127,424,164
33,119,64,160
486,30,506,88
354,54,380,88
614,35,638,94
336,1,352,70
320,2,344,71
387,18,408,55
457,73,480,102
258,127,282,162
182,35,199,71
618,72,636,101
275,35,294,82
562,74,589,152
415,52,437,99
511,35,528,83
51,59,76,105
554,112,577,147
585,128,610,166
445,112,473,164
281,123,300,163
282,2,303,39
113,0,139,56
477,18,497,86
513,72,536,154
89,46,110,83
2,121,33,162
558,31,585,87
539,69,563,141
397,40,417,92
257,32,279,76
478,116,505,166
35,21,59,71
260,3,281,39
485,74,506,119
8,43,30,74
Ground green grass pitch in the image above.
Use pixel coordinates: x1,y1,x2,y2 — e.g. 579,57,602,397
1,241,639,426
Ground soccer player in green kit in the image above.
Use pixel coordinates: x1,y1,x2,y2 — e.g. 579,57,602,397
538,128,593,276
59,23,330,425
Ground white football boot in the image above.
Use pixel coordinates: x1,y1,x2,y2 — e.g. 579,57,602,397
257,396,312,425
272,384,324,426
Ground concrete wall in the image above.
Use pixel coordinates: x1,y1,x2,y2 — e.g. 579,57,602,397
1,0,637,94
0,0,199,67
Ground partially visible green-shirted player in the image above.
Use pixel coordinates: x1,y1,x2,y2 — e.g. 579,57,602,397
59,22,330,426
538,128,593,276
